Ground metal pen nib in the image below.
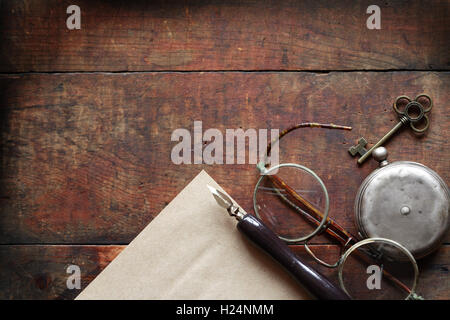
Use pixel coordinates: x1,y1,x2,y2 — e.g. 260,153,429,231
207,185,244,220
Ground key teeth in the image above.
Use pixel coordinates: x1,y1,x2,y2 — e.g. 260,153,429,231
358,137,368,145
348,147,357,156
348,137,368,157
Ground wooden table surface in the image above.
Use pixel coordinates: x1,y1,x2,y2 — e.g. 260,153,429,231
0,0,448,299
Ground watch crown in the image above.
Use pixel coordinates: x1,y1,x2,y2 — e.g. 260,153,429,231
373,147,389,167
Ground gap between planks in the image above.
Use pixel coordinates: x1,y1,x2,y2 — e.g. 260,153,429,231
0,69,448,76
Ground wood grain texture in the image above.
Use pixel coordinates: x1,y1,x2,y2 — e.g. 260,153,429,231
0,0,449,72
0,0,448,302
0,245,124,300
0,244,447,299
1,72,448,244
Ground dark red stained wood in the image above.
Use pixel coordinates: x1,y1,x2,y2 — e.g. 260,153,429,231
0,245,124,300
0,0,447,302
0,72,448,244
0,244,447,299
0,0,449,72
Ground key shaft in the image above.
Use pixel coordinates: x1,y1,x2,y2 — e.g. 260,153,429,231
357,118,406,164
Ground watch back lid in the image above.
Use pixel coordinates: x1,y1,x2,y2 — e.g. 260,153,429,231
355,161,449,259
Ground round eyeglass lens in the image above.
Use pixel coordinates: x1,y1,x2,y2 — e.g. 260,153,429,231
338,239,418,300
253,164,328,242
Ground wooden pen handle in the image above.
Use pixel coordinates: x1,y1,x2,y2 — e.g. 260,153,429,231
237,214,350,300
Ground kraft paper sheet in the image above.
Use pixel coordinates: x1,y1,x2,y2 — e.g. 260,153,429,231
76,170,308,300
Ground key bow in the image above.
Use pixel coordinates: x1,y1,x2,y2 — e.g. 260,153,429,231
393,94,432,133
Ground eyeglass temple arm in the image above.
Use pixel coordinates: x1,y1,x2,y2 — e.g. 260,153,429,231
264,123,352,160
264,122,356,244
268,174,357,245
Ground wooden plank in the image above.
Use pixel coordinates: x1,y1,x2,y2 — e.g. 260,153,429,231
0,0,449,72
0,245,124,300
0,244,447,299
0,72,448,244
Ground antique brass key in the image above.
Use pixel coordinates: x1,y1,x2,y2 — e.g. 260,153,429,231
349,94,432,164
